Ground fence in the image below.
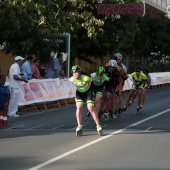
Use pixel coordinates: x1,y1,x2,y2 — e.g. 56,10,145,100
4,72,170,112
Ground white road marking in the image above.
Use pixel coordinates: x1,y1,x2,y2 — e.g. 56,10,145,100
130,108,170,127
27,125,43,130
70,124,106,130
21,105,75,117
28,108,170,170
52,125,64,129
144,126,152,132
5,124,24,130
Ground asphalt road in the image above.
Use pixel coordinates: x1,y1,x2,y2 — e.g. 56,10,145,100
0,86,170,170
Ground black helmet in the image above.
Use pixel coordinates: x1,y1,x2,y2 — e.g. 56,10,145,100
72,65,81,73
143,67,150,74
135,65,142,71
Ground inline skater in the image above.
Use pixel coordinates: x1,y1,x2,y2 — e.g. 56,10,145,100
70,65,103,136
128,67,151,108
122,65,147,113
86,66,110,120
102,59,122,120
111,53,128,116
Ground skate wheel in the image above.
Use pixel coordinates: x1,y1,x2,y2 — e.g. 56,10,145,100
98,130,103,136
76,130,83,137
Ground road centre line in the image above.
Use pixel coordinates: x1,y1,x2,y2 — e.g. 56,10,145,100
27,125,43,130
52,125,64,129
21,105,75,117
130,108,170,127
5,124,24,130
27,108,170,170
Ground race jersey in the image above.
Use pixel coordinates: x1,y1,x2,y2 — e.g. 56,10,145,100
144,73,151,88
70,74,92,93
90,72,109,86
131,71,147,82
146,74,151,84
118,63,128,80
104,66,122,88
105,62,128,80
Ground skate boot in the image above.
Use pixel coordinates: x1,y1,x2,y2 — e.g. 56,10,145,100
128,100,134,106
136,107,142,115
76,125,83,137
108,110,114,120
122,106,127,112
102,113,109,121
113,109,118,119
117,108,122,117
140,104,143,109
96,125,103,136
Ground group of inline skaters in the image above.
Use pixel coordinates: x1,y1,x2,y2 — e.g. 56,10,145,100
69,53,151,137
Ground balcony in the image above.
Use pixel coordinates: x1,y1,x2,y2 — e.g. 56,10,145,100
145,0,167,13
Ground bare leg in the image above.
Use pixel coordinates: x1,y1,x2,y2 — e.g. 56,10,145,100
88,104,100,125
137,89,143,108
105,93,112,113
76,103,83,125
95,95,102,115
141,89,147,105
124,90,136,108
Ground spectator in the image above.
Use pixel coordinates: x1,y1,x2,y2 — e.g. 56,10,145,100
22,56,33,80
0,64,5,84
31,58,41,79
8,56,28,118
45,53,65,79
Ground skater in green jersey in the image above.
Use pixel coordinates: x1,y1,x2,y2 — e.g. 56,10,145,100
70,65,103,136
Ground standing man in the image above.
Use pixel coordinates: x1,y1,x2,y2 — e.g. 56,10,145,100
8,56,28,118
45,53,65,79
22,56,33,80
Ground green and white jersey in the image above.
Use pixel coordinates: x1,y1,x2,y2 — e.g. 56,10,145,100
70,74,92,93
90,72,110,86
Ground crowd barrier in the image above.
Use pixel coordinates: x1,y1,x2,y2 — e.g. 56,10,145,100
4,72,170,111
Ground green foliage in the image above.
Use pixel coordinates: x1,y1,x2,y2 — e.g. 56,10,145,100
0,0,170,74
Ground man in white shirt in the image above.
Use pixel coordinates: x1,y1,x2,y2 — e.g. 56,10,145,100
8,56,28,118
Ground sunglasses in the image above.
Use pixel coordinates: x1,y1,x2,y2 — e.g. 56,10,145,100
109,66,115,69
97,74,103,77
136,70,140,72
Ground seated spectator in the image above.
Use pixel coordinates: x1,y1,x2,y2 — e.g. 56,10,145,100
45,53,65,79
31,59,41,79
22,56,33,80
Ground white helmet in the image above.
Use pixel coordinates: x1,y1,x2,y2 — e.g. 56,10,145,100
109,59,117,67
114,53,123,60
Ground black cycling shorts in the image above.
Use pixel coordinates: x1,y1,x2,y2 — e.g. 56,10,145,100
75,88,94,105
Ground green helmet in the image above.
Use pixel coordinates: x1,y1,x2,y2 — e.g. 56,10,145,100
72,65,81,73
96,66,105,75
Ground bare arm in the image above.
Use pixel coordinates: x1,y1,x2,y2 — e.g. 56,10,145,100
13,75,28,83
55,69,60,78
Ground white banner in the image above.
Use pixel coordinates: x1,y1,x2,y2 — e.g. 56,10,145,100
4,72,170,106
